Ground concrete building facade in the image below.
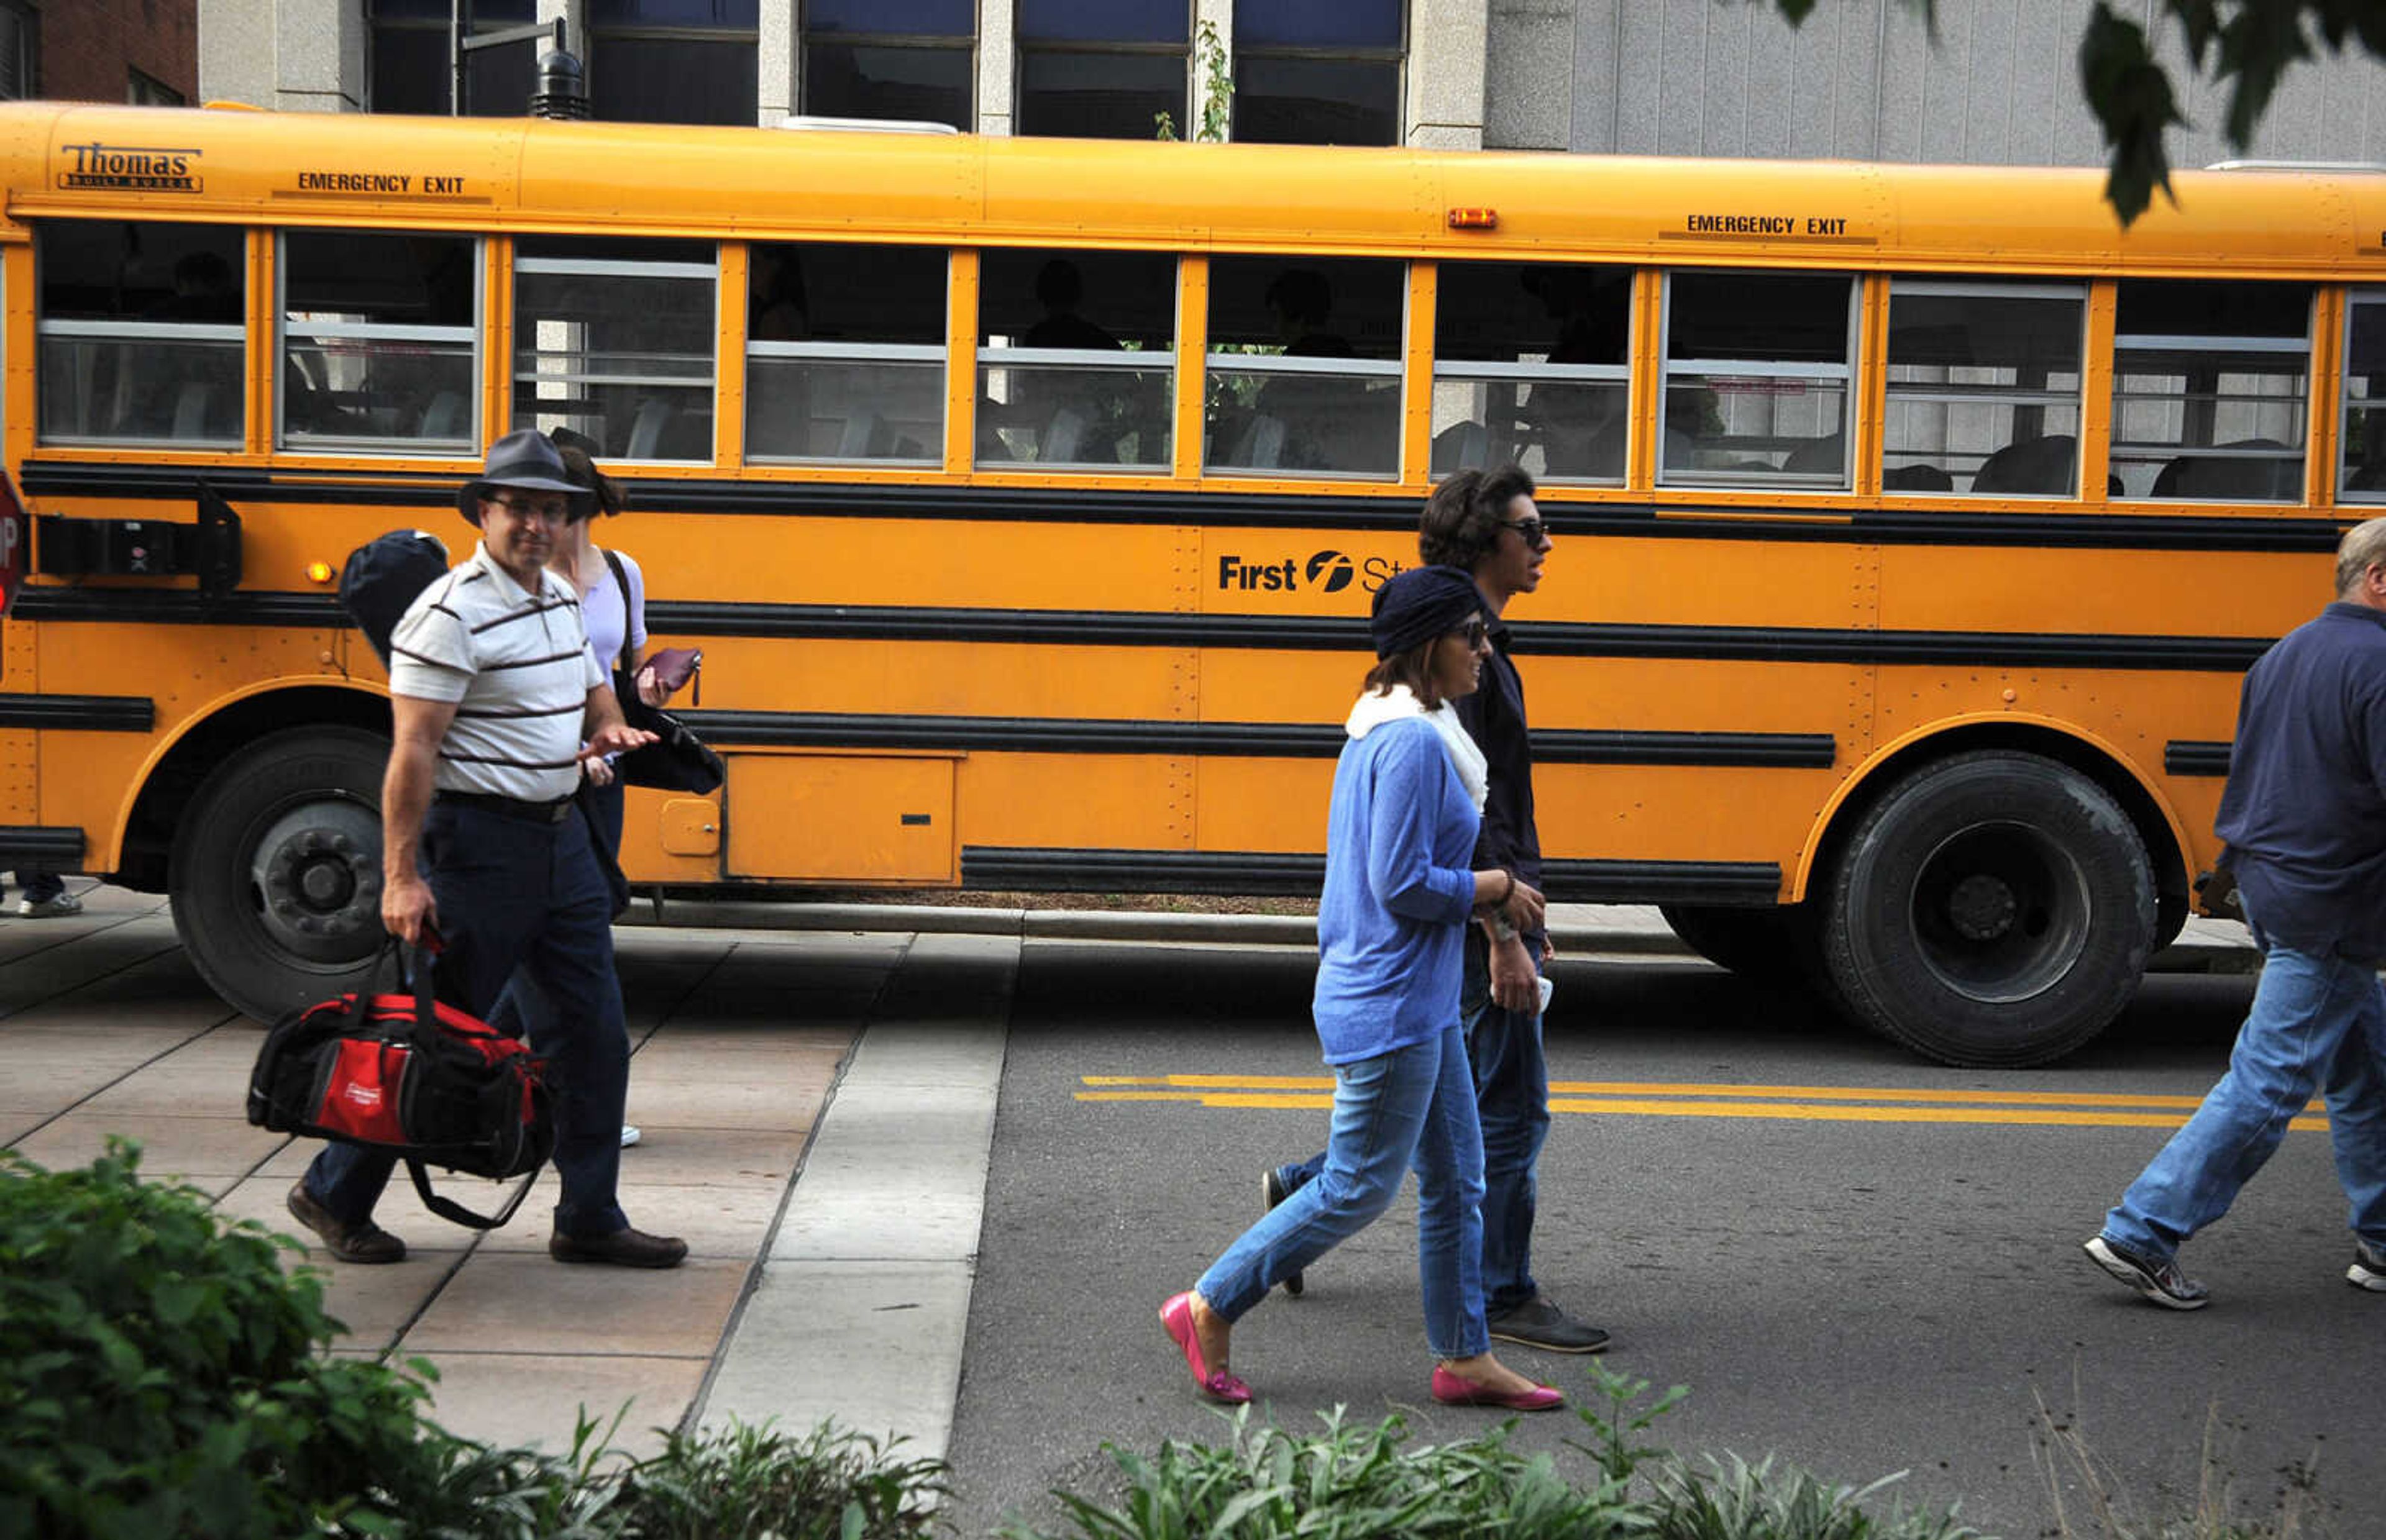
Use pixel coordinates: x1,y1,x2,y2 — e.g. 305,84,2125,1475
198,0,2386,175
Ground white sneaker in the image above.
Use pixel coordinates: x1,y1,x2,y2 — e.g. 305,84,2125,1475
619,1124,641,1149
2351,1237,2386,1292
17,893,82,918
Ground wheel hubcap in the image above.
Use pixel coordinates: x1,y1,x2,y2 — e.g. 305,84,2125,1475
250,798,382,964
1909,821,2090,1004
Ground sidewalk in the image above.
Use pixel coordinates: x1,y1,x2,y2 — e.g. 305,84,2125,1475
0,882,2254,1471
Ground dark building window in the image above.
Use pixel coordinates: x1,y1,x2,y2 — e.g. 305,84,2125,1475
128,68,185,106
1232,0,1402,147
1016,0,1188,140
0,0,37,101
370,0,536,117
803,0,971,129
588,0,758,125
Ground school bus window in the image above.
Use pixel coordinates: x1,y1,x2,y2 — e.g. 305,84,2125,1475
513,235,716,462
1205,255,1404,477
746,240,944,464
1432,260,1629,484
1661,270,1852,490
2340,293,2386,501
35,220,245,448
2110,280,2308,503
280,230,478,453
976,247,1174,471
1885,281,2085,497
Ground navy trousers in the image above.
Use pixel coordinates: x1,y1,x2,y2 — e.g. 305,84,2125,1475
301,798,631,1239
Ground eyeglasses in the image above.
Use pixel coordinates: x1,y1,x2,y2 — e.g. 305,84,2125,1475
1499,516,1549,547
1448,618,1489,649
487,493,572,524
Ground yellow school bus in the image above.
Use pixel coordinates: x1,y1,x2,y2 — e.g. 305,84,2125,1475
2,101,2377,1065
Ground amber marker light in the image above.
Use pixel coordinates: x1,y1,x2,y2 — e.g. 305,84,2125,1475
305,560,336,584
1447,207,1497,229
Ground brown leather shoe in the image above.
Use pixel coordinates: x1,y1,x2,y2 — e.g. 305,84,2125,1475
549,1225,688,1269
285,1181,406,1264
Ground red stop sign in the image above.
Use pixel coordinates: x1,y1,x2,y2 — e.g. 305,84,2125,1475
0,470,27,617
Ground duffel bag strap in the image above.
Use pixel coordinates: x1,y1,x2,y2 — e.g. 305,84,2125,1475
405,1158,539,1230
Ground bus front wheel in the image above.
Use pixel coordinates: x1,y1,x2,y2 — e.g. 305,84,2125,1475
170,726,390,1024
1821,750,2154,1068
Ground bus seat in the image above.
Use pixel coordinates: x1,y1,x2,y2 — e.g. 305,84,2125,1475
1040,406,1087,462
627,398,674,458
2155,439,2299,500
1432,421,1487,474
419,391,465,440
171,382,213,439
1232,414,1286,469
836,411,884,458
1972,434,2077,495
1783,433,1845,477
1883,463,1954,491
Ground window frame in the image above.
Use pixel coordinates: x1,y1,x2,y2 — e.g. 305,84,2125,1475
276,229,483,457
1657,268,1859,491
511,242,722,464
1883,277,2088,499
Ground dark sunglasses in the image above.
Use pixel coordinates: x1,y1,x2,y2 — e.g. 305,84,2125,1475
1499,516,1549,546
1448,618,1489,648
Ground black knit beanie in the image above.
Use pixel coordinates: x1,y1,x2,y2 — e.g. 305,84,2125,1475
1369,564,1487,658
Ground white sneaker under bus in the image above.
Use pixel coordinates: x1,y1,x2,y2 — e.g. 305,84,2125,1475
16,893,83,918
619,1124,642,1149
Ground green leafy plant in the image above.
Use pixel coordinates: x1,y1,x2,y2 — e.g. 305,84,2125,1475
0,1139,450,1538
1155,19,1232,142
611,1419,948,1540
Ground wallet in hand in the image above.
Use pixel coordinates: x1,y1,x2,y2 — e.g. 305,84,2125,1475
637,646,703,704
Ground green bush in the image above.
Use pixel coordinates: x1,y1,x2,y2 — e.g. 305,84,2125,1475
0,1139,449,1538
1003,1366,1984,1540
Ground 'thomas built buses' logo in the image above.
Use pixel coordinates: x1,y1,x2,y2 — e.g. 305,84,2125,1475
1217,550,1409,595
60,142,202,193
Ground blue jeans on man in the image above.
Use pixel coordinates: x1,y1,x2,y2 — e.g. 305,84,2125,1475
301,800,630,1239
1204,1022,1489,1359
1274,929,1550,1315
2101,928,2386,1269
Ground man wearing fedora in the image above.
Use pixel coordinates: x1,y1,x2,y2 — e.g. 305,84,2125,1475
286,429,687,1269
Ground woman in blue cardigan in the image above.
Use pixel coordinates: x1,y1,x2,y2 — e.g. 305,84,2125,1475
1159,563,1559,1411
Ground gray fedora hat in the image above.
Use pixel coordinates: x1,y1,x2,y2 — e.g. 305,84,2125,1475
457,429,588,524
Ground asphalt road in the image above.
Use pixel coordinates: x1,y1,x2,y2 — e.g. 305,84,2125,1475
943,942,2383,1539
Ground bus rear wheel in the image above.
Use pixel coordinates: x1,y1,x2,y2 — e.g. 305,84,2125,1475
170,726,390,1024
1821,750,2154,1068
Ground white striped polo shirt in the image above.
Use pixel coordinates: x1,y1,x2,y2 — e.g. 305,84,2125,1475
388,541,605,801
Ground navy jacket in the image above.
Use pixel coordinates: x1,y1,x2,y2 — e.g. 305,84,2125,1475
1453,617,1543,934
2216,601,2386,963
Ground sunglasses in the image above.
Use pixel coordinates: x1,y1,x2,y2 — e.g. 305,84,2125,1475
1448,618,1489,648
1499,516,1549,546
487,493,573,523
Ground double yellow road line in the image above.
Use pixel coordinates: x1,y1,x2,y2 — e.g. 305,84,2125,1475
1078,1075,2331,1131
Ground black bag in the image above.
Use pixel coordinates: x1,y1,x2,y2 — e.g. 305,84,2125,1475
339,530,451,667
246,944,554,1229
600,547,724,795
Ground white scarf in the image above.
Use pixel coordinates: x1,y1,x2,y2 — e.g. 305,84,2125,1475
1344,685,1488,813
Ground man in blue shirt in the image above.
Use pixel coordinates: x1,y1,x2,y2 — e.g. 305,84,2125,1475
2085,518,2386,1307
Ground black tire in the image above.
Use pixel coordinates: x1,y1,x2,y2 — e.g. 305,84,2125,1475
170,726,390,1023
1658,903,1811,982
1821,750,2154,1068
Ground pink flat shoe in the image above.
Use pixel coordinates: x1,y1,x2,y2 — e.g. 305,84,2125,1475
1159,1292,1251,1405
1431,1364,1565,1412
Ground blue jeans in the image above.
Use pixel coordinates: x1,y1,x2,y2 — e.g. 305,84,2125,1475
2103,933,2386,1262
13,867,64,904
488,778,626,1039
1278,931,1548,1314
1203,1023,1489,1360
303,800,631,1239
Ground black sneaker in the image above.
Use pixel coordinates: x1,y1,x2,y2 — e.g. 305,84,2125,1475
2083,1234,2208,1310
2350,1237,2386,1293
1261,1168,1303,1297
1486,1293,1611,1353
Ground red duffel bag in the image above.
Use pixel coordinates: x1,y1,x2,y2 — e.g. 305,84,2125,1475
246,942,554,1229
